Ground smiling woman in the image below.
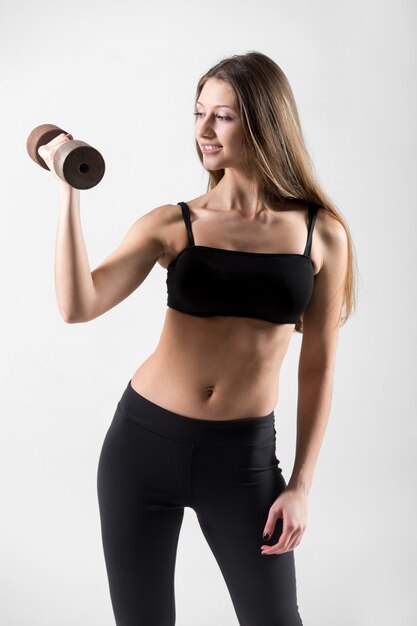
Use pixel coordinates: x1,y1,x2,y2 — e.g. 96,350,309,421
191,78,253,177
43,50,357,625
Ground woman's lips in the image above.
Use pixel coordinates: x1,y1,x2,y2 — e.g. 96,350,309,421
201,145,223,154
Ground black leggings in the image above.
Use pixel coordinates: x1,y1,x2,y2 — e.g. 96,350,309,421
97,379,303,625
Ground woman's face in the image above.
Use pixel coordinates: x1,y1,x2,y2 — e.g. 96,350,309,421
195,78,246,170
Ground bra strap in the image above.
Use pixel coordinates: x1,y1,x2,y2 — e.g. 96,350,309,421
177,202,195,246
303,205,318,257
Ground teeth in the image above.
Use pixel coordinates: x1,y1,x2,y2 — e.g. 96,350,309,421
204,145,221,150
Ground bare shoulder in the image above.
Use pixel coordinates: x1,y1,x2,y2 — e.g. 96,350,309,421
131,203,180,242
137,203,178,227
317,207,348,243
137,203,185,269
314,207,348,264
314,207,348,274
152,203,193,269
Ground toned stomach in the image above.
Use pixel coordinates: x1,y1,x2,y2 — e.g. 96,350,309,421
130,307,295,421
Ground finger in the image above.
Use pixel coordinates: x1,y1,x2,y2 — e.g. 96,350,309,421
260,515,283,550
261,532,294,554
262,517,295,554
262,516,279,545
272,526,305,554
44,132,72,150
291,536,302,550
282,530,302,553
261,533,291,553
273,514,294,551
49,132,70,145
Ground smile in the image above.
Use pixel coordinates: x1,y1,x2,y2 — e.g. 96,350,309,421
202,145,223,154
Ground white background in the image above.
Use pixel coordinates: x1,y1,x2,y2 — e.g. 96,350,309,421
1,0,416,624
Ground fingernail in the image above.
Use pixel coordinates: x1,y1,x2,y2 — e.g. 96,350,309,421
263,532,269,540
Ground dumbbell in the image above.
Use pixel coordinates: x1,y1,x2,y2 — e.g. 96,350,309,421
26,123,105,189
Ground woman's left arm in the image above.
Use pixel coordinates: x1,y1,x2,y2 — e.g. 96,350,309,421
261,211,349,555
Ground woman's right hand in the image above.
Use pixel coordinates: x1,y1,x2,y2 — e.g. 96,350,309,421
37,132,74,188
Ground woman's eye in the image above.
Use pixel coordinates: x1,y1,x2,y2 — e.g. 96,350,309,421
193,112,231,121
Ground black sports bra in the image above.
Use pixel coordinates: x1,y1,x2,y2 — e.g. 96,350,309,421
166,201,319,324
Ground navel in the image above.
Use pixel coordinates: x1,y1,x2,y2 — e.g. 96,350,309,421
205,385,215,398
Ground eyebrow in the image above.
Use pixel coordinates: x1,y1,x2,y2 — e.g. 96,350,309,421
195,101,235,110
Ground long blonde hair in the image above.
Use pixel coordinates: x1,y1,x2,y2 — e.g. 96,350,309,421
194,51,357,333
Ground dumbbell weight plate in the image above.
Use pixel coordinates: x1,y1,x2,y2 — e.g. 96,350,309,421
26,123,68,170
53,140,105,190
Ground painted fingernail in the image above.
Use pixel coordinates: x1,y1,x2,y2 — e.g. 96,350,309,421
263,533,270,540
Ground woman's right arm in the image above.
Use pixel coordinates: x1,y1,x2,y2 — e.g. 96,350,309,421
55,184,94,322
40,134,167,324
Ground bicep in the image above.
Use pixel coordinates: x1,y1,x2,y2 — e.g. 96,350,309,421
299,218,348,373
87,206,167,320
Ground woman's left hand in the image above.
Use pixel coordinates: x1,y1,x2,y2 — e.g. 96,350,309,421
261,486,308,555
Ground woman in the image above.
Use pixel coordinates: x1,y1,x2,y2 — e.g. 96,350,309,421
41,52,356,625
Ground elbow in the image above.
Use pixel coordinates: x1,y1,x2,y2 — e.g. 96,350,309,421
64,315,83,324
62,313,82,324
60,308,90,324
58,295,96,324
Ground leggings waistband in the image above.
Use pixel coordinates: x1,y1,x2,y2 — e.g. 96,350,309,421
116,379,276,447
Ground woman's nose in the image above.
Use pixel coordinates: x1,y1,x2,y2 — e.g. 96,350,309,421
200,117,215,133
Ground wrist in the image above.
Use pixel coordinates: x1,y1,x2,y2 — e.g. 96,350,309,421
59,181,79,198
287,477,311,495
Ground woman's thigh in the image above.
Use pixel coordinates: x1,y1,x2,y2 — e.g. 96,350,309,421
191,441,303,626
96,405,191,625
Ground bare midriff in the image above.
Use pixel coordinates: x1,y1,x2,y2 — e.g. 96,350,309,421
130,307,295,421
